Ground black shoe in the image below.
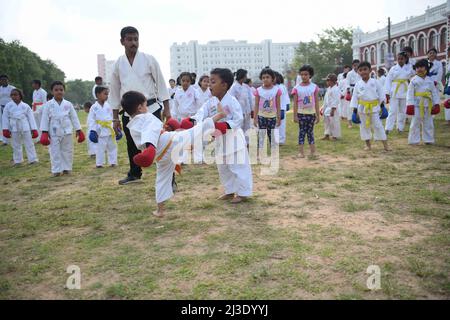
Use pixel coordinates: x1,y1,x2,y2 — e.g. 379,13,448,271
119,176,142,185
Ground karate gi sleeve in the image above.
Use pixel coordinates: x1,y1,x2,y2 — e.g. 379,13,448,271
431,83,440,105
191,101,209,123
108,62,121,110
25,104,38,130
2,105,10,131
69,103,82,131
406,81,415,106
225,99,243,129
376,80,385,104
141,116,163,147
40,105,50,132
87,108,96,132
350,84,359,110
385,69,393,96
149,55,170,102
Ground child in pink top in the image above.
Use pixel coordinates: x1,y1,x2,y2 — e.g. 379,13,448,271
292,65,320,158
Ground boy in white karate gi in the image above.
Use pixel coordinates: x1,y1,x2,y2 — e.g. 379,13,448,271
121,91,224,217
0,75,15,145
31,80,47,141
40,81,86,176
406,59,441,145
2,89,39,165
321,74,341,140
384,52,415,134
88,86,118,168
350,62,391,152
187,68,253,204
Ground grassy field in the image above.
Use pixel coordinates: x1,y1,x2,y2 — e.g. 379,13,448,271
0,110,449,300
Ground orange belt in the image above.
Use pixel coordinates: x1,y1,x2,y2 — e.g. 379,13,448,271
156,137,182,175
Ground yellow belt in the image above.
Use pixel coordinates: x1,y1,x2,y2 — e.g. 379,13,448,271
358,99,379,128
392,79,408,97
414,92,432,119
96,120,116,142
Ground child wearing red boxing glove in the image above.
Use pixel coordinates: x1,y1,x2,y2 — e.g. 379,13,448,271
2,88,39,165
40,81,85,176
406,59,441,145
122,90,226,218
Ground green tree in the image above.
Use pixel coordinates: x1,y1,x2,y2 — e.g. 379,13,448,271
292,27,353,86
64,79,95,106
0,38,65,104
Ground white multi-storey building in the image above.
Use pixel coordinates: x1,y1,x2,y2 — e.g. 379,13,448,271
170,40,298,81
352,1,450,76
97,54,115,86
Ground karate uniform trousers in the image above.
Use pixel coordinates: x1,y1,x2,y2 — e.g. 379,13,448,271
324,114,341,138
408,107,435,144
96,136,118,167
11,130,38,164
359,112,387,141
49,134,74,174
385,98,407,132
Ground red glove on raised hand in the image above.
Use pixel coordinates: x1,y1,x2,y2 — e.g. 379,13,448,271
444,99,450,109
165,118,181,131
40,132,51,146
133,145,156,168
31,130,39,139
214,122,228,136
431,104,441,115
2,129,11,139
77,130,85,143
180,118,194,130
406,105,415,116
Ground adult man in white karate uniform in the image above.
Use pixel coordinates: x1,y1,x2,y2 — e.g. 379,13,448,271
109,26,171,185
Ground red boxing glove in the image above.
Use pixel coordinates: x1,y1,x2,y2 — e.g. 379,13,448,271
406,105,415,116
2,129,11,139
431,104,441,115
345,91,352,101
40,132,51,146
180,118,194,130
385,95,390,105
31,130,39,139
77,130,85,143
214,122,228,135
133,145,156,168
444,99,450,109
165,118,181,131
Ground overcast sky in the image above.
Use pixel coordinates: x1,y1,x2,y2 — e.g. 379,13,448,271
0,0,444,82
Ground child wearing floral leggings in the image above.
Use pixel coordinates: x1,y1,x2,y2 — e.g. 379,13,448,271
292,65,320,158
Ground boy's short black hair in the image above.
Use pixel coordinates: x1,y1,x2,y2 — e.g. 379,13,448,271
32,80,42,87
50,81,65,91
0,74,8,80
415,59,431,73
95,76,103,82
169,79,176,83
120,26,139,39
84,102,93,109
403,46,413,54
11,88,24,100
259,67,276,80
299,65,314,78
352,59,361,65
377,68,386,76
210,68,234,90
179,72,193,82
235,69,248,81
326,74,337,82
343,65,351,69
358,61,372,70
95,86,109,97
427,48,438,55
121,91,146,116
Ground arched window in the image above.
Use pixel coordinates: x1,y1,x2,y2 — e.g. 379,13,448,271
408,37,416,54
429,31,438,50
364,48,370,62
380,43,386,63
370,47,376,65
440,28,447,51
418,34,426,56
400,39,407,50
392,42,398,57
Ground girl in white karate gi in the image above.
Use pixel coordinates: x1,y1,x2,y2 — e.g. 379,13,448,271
321,74,341,140
2,89,39,165
40,81,85,176
406,59,441,145
174,72,202,119
384,52,415,134
350,62,391,152
88,86,118,168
